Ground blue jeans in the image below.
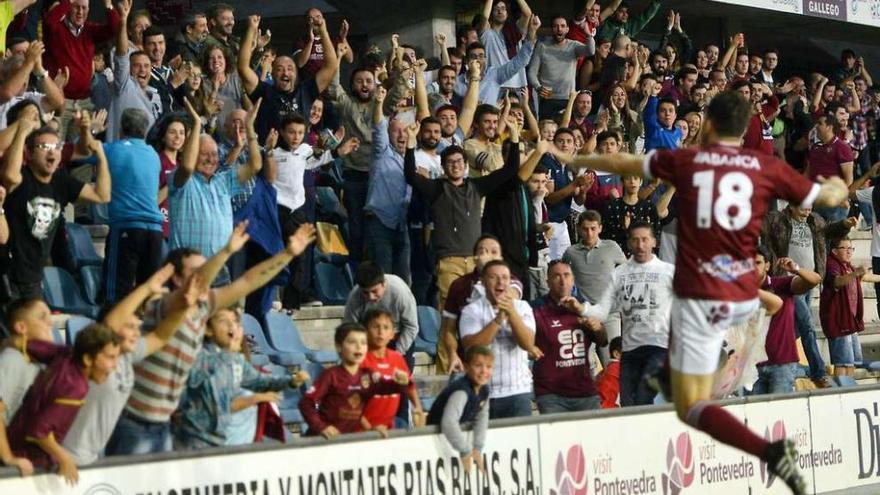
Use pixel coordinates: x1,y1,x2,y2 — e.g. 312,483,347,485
365,216,411,283
793,289,827,380
620,345,667,406
104,413,172,456
815,206,848,224
490,393,533,419
752,363,798,395
342,170,369,262
830,333,863,366
536,394,600,414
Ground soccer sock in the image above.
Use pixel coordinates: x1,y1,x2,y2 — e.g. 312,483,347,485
685,401,768,459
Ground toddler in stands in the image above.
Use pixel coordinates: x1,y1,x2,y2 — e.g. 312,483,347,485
299,322,410,439
360,308,425,435
596,337,622,408
428,346,494,473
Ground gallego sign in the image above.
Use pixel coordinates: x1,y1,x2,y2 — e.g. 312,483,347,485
710,0,880,27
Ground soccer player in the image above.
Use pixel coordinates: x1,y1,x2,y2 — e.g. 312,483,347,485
552,90,849,494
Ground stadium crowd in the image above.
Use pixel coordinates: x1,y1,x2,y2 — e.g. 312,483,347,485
0,0,875,491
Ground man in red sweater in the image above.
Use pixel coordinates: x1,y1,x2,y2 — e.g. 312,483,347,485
42,0,120,139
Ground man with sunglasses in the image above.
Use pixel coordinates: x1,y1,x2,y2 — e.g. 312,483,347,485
2,117,110,300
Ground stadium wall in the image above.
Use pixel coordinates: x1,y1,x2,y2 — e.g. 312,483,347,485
3,385,880,495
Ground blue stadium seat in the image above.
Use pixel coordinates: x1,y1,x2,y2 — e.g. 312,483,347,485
315,187,347,223
264,312,338,363
65,223,103,270
417,306,440,343
42,267,100,319
240,313,308,367
313,261,353,306
52,327,65,345
66,316,95,345
80,265,103,306
91,203,110,225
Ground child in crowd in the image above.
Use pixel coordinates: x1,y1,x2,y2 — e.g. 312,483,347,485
0,298,55,476
175,308,309,449
299,322,410,439
596,337,622,408
539,119,558,142
820,236,880,378
428,346,494,474
360,309,425,435
8,324,122,484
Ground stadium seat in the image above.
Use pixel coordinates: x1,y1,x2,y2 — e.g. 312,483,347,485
42,267,100,319
80,265,103,306
240,313,308,367
417,306,440,343
313,261,353,306
315,186,347,223
65,223,103,270
52,327,64,345
264,312,338,363
66,316,95,345
91,203,110,225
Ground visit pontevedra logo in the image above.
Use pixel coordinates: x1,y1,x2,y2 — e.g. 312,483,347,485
761,420,788,488
551,445,589,495
663,432,696,495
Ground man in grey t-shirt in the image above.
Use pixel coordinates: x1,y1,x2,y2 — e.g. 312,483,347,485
562,210,626,363
527,15,594,119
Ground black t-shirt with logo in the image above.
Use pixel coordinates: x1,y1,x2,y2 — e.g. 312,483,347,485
6,168,84,283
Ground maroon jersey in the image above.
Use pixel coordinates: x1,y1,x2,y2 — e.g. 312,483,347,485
298,365,406,435
531,296,598,398
646,144,818,301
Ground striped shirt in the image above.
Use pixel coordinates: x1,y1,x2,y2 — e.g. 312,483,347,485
125,292,215,423
168,167,238,257
459,296,535,399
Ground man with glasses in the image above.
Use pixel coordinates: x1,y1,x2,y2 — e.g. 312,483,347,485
2,119,110,299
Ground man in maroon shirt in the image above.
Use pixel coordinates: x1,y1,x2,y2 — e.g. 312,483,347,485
731,80,778,156
753,246,821,394
805,115,854,224
530,260,605,413
554,90,849,494
8,325,121,485
42,0,120,140
292,8,354,81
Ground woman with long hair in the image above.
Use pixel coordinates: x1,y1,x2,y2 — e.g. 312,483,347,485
600,84,643,154
682,111,703,147
148,113,192,238
202,45,246,130
579,38,611,91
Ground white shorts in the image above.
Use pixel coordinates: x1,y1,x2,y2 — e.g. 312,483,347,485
669,296,760,375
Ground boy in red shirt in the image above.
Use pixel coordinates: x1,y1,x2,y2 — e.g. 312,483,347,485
299,322,410,439
360,309,425,435
596,337,622,408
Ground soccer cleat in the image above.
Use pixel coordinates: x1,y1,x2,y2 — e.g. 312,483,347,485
764,439,807,495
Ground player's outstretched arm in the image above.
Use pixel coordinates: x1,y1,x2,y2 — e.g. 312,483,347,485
552,150,646,177
814,176,849,209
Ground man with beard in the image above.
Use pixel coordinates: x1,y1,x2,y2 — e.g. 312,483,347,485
464,104,504,177
294,8,354,81
327,52,408,263
170,13,209,65
3,119,110,299
431,60,481,152
204,3,239,65
455,14,539,105
107,0,161,142
528,15,594,120
428,65,463,112
649,51,671,82
239,15,337,141
476,0,534,91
